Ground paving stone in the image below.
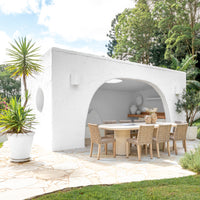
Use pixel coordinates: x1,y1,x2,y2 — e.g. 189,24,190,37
0,178,37,189
0,139,199,200
32,168,71,181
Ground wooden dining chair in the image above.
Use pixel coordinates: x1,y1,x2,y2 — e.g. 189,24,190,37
119,120,132,123
103,120,117,138
119,119,137,139
133,119,145,123
152,124,171,158
170,123,188,155
126,125,154,161
88,123,116,160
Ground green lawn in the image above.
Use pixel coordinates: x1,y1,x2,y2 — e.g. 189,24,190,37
31,175,200,200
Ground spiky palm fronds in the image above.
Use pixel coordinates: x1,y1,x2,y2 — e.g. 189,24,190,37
6,37,42,108
6,37,42,78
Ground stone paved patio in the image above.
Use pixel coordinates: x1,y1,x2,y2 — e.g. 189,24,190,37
0,139,199,200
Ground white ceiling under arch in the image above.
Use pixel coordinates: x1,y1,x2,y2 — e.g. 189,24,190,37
101,79,152,92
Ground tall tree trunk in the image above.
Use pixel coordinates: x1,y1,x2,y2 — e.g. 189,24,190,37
23,73,28,108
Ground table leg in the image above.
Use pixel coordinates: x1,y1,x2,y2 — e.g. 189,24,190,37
114,130,130,155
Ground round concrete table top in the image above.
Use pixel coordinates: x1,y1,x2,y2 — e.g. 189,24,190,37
99,122,175,131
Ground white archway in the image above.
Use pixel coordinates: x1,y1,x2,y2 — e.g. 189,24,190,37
85,78,170,139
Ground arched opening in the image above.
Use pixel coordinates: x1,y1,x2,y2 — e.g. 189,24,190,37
85,78,170,139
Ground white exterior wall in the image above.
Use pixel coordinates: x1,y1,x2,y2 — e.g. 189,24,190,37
28,49,53,150
28,47,186,151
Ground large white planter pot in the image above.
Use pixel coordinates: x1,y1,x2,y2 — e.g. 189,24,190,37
186,126,197,140
7,132,35,162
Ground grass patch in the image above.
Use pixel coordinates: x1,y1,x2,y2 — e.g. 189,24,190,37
31,175,200,200
180,146,200,174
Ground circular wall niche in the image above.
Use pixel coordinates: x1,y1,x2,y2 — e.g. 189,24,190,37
36,88,44,112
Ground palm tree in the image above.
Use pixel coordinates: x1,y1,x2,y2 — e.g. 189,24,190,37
170,55,200,90
6,37,42,108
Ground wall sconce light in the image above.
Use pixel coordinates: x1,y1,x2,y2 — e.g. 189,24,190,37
70,73,80,86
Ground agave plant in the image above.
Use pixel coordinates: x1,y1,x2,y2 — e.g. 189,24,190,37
6,37,42,108
0,97,36,134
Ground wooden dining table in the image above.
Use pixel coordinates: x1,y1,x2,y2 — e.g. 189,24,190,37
99,122,175,156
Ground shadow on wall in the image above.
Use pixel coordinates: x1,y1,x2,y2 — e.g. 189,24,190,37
87,108,102,125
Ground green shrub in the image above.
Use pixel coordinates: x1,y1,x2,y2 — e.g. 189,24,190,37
197,126,200,139
193,119,200,139
180,146,200,174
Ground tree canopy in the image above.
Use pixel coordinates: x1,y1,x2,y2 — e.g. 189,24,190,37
0,65,20,99
106,0,200,85
113,0,155,64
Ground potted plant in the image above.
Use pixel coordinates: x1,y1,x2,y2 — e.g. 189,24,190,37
0,96,8,143
0,97,36,162
0,37,42,162
175,89,200,140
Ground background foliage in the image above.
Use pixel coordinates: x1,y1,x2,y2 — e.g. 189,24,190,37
106,0,200,81
0,65,20,100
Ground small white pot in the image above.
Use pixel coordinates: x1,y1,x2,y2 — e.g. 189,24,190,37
7,132,35,162
186,126,197,140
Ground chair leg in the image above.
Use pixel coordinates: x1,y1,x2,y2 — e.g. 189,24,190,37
113,141,116,158
174,141,177,155
137,145,141,161
173,140,175,150
150,144,153,159
145,144,148,155
183,140,187,152
126,141,129,158
163,142,165,152
156,142,160,158
97,144,101,160
167,141,170,156
105,144,107,155
90,142,93,157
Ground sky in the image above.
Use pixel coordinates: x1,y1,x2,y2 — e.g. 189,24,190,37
0,0,134,64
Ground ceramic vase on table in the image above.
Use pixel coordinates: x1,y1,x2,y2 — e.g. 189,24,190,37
151,112,157,124
145,115,151,124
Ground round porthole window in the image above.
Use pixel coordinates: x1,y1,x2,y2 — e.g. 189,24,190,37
36,88,44,112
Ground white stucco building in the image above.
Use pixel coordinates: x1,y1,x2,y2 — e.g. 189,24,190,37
28,47,186,151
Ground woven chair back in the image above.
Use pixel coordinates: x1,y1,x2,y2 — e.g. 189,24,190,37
134,119,145,123
137,125,154,145
103,120,116,135
156,124,171,142
174,124,188,140
88,123,101,144
103,120,117,124
119,120,132,123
